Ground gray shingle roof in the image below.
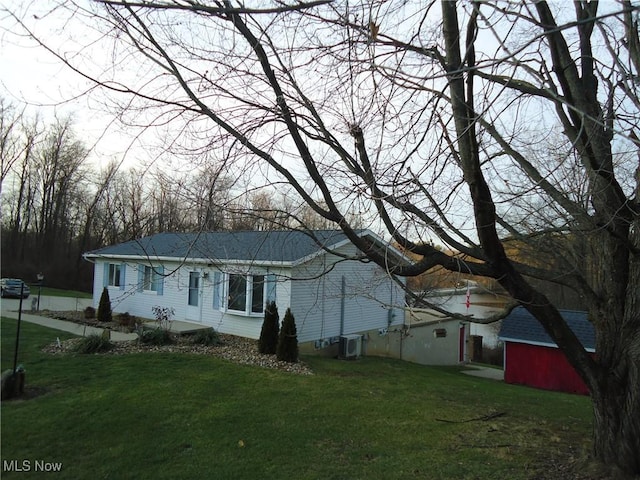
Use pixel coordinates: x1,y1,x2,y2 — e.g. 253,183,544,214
85,230,363,264
498,306,595,351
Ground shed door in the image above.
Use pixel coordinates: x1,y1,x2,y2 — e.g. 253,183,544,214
459,324,466,363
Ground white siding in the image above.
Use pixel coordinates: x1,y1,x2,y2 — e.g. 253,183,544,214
92,260,198,322
290,243,405,343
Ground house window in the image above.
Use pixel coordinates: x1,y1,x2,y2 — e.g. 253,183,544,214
143,266,161,292
227,274,265,315
228,274,247,311
108,264,121,287
188,272,199,306
252,275,265,313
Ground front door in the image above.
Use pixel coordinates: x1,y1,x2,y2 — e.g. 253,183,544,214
186,271,201,322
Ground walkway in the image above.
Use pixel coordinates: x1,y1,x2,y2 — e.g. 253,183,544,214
1,296,136,341
1,296,210,340
462,365,504,381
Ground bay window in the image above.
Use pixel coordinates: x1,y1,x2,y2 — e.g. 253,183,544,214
218,273,270,315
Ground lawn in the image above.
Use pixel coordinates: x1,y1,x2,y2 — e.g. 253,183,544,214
38,287,92,298
1,317,592,480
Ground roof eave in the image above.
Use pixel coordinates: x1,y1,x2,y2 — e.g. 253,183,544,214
498,336,595,353
83,253,294,268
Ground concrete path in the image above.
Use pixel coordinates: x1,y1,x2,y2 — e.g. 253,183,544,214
462,365,504,381
1,296,137,341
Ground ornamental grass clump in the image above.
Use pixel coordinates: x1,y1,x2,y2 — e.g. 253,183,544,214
190,328,221,346
276,308,298,363
140,328,175,346
74,333,113,354
258,301,279,354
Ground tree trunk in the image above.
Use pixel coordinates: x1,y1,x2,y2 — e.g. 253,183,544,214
591,343,640,475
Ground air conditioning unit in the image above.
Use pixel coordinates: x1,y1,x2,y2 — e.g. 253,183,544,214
339,334,362,360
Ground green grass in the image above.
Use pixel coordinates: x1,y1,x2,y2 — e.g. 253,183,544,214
1,317,592,480
38,287,92,298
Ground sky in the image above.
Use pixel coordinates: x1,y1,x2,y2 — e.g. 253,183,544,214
1,0,636,248
0,0,150,169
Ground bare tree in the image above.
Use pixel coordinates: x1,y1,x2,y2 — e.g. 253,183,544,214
4,0,640,474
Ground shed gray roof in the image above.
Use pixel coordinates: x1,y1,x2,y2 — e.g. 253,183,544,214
498,307,595,351
85,230,378,264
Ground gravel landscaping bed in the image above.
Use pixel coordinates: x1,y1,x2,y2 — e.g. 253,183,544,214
40,311,313,375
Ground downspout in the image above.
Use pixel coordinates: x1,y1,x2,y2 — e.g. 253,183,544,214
199,268,205,323
321,256,325,339
340,275,345,336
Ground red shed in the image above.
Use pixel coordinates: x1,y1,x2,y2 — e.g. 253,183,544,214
498,308,594,395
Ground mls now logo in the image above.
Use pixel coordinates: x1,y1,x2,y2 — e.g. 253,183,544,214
3,460,63,472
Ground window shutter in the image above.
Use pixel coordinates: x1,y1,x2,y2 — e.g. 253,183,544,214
137,265,144,292
157,266,164,296
120,263,126,290
103,263,109,288
266,273,276,302
213,271,222,309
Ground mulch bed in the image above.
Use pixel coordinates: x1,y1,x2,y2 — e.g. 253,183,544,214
39,311,313,375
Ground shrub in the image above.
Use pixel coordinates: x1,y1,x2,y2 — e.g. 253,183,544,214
74,334,113,354
190,328,221,346
276,308,298,363
116,312,136,330
140,328,175,346
97,287,112,323
84,306,96,320
258,301,279,354
151,306,175,331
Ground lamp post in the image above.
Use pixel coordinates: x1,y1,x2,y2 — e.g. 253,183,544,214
36,273,44,311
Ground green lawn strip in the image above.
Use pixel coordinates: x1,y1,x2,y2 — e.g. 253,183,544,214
38,287,92,298
1,318,591,479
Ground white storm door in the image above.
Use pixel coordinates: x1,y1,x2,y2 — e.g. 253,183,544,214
186,271,201,322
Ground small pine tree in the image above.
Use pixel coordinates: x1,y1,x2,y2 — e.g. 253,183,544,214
97,287,112,323
276,308,298,363
258,301,280,354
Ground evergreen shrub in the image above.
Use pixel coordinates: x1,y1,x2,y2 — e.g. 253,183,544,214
97,287,112,323
276,308,298,363
258,301,279,354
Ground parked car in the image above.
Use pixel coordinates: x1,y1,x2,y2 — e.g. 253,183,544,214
0,278,30,298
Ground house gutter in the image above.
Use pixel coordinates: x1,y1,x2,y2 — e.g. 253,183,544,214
83,253,293,268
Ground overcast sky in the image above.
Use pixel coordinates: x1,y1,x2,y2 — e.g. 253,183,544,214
0,0,149,169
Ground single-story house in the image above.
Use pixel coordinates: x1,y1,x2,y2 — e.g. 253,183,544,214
83,229,407,356
498,307,594,395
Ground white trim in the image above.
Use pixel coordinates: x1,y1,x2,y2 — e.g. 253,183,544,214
221,272,267,318
85,253,294,267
